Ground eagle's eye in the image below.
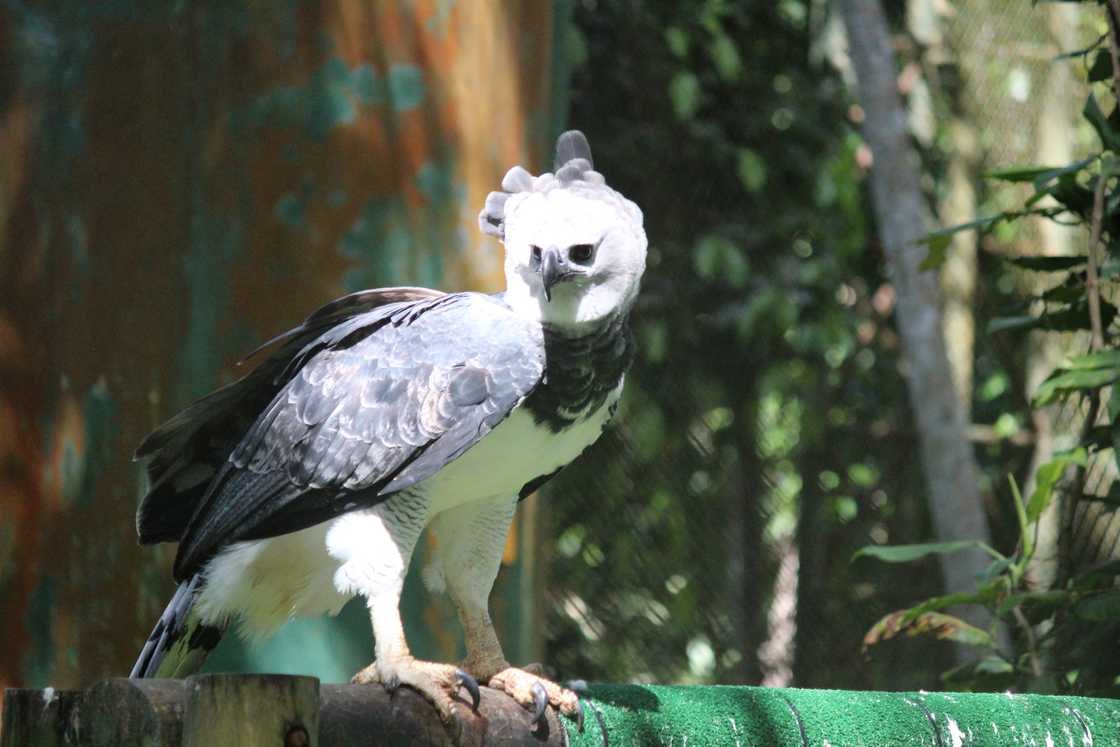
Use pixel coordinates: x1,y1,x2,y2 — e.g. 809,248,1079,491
569,244,594,264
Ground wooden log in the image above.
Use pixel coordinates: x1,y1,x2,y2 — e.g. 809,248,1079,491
1,688,80,747
78,678,186,747
319,683,566,747
181,674,320,747
2,677,566,746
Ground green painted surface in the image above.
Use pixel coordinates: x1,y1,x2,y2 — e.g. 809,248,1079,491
21,576,56,686
176,214,242,404
2,0,557,693
567,685,1120,746
234,57,425,140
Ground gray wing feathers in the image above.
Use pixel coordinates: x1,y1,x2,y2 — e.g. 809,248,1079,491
171,293,543,579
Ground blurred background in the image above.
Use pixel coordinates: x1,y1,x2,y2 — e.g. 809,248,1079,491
2,0,1117,701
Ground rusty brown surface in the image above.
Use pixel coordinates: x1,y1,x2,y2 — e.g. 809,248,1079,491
0,1,560,699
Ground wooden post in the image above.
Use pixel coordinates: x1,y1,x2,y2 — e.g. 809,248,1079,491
1,688,80,747
181,674,319,747
79,679,186,747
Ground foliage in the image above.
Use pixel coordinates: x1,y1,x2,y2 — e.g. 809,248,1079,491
861,1,1120,696
548,0,939,690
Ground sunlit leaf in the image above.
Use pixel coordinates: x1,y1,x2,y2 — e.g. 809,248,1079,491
918,216,1000,270
1065,349,1120,370
986,165,1064,183
1026,449,1087,523
863,610,993,652
1034,368,1120,407
853,540,1000,564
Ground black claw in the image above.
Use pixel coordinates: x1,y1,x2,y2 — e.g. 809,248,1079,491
455,670,481,712
384,674,400,693
573,698,586,734
530,681,549,724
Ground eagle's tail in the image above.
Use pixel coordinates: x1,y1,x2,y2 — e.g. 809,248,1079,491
130,574,226,679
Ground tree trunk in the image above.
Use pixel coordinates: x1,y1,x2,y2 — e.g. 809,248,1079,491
839,0,995,661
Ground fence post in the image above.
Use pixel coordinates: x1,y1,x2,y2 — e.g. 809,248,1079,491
181,674,319,747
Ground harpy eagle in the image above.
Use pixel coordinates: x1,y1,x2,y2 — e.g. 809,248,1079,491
129,131,646,730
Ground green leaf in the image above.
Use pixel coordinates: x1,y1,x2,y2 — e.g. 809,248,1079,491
853,540,1001,564
708,34,741,82
737,148,767,193
692,235,749,288
986,158,1094,189
1073,559,1120,588
996,590,1071,617
898,591,996,625
1000,300,1120,336
1027,449,1087,524
987,315,1039,334
1053,35,1104,62
1034,367,1120,407
978,556,1015,583
665,26,690,58
920,234,953,270
1073,590,1120,621
669,71,701,120
864,610,994,651
1006,255,1086,272
1090,48,1113,82
940,657,1017,691
1084,93,1120,152
986,165,1064,183
917,216,1001,270
1066,349,1120,370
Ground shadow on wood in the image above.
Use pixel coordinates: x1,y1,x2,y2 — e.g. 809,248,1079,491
2,674,565,746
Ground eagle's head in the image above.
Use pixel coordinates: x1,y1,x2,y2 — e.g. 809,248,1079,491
480,131,647,328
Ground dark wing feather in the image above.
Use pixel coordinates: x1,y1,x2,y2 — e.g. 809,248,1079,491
170,293,544,580
135,286,444,545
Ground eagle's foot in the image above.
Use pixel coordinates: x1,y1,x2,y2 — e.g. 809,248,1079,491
351,657,480,727
487,666,584,731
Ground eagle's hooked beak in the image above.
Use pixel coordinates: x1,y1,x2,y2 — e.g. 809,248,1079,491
539,246,566,302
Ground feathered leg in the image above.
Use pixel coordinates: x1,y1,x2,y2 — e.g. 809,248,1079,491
430,495,582,728
336,494,479,728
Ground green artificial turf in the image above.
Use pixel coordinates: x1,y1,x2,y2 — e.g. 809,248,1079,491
565,684,1120,746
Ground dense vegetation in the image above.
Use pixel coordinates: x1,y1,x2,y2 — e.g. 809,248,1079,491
544,0,1120,694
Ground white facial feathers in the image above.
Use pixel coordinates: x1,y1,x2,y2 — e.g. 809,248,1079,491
478,131,647,327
